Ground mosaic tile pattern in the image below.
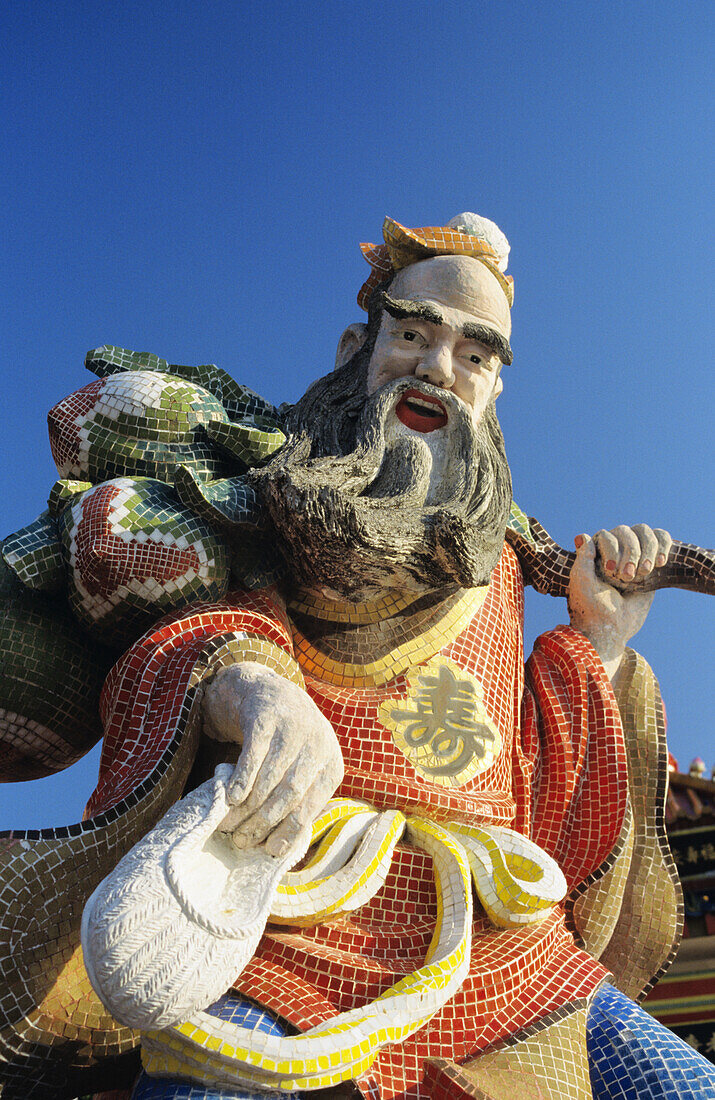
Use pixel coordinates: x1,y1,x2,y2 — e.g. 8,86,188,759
570,649,681,1000
141,817,476,1091
58,477,231,645
376,658,502,787
172,467,286,591
85,345,284,429
0,541,690,1096
1,594,300,1096
358,217,514,311
460,1002,593,1097
1,509,65,592
48,370,236,486
131,993,298,1099
173,468,264,534
0,553,113,781
48,360,287,502
85,549,645,1097
2,378,699,1098
587,983,715,1097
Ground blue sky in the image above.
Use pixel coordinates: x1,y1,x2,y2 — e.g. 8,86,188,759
1,0,713,827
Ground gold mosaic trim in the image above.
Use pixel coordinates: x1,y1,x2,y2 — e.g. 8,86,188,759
566,649,682,1001
205,635,305,690
288,587,419,625
460,1003,592,1098
599,649,682,999
292,585,489,687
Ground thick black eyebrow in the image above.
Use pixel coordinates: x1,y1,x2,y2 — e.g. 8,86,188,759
381,292,513,365
381,293,444,327
461,322,513,366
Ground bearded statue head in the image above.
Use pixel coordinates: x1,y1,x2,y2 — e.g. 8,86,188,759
251,215,515,602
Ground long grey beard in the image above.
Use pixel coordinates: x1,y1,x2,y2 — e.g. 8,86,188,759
252,375,512,601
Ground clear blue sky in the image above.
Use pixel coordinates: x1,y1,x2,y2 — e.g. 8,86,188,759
1,1,713,827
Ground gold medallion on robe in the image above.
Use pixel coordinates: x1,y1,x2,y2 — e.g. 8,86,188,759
377,657,501,787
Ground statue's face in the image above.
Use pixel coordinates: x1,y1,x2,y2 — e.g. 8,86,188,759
366,256,512,430
253,254,514,600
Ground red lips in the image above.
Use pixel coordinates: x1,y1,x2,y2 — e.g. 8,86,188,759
395,390,448,433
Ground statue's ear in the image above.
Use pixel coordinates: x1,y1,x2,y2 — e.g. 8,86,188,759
335,323,368,369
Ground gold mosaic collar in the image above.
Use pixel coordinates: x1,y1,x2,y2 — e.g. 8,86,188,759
288,587,419,625
290,584,489,688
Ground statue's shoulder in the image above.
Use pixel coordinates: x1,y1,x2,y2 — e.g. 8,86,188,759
3,347,289,649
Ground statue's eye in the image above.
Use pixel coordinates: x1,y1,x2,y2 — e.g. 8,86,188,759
469,354,482,365
402,331,417,342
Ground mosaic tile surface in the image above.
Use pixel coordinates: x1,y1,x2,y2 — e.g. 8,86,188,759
132,995,299,1100
85,346,284,429
0,554,114,781
2,527,691,1097
1,592,299,1097
587,984,715,1097
58,477,231,646
460,1002,593,1097
48,361,286,493
48,370,235,486
1,510,65,593
50,548,671,1097
0,333,704,1099
571,650,682,999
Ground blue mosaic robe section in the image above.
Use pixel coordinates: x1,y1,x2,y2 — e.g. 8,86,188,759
588,984,715,1099
131,994,299,1100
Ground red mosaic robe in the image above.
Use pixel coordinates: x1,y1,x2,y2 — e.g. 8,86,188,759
87,544,629,1099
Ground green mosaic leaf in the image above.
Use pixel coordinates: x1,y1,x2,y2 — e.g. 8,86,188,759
1,512,66,592
85,345,283,428
47,479,93,517
206,418,286,466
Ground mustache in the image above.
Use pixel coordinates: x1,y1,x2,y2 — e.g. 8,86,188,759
251,367,512,599
289,376,479,508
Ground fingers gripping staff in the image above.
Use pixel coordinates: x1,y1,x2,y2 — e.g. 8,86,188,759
567,524,674,681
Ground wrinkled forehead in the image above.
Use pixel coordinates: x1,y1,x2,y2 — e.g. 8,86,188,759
388,255,512,340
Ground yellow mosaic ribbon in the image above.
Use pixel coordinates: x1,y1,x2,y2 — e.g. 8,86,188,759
449,822,567,928
141,814,472,1091
271,806,405,926
141,803,563,1092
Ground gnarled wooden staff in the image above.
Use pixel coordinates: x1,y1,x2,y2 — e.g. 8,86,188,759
506,519,715,599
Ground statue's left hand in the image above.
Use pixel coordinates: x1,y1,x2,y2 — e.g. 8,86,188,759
567,524,672,679
202,663,344,857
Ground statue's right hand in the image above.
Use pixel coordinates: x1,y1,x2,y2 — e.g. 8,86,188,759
201,662,344,857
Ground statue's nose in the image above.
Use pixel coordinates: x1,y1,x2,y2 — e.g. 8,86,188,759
416,345,454,388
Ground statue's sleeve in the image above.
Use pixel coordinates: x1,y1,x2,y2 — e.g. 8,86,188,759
0,586,302,1087
570,649,682,999
85,585,303,819
518,627,681,999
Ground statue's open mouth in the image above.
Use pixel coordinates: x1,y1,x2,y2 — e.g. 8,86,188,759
395,390,448,433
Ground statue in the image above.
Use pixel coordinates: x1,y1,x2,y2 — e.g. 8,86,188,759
1,213,714,1100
